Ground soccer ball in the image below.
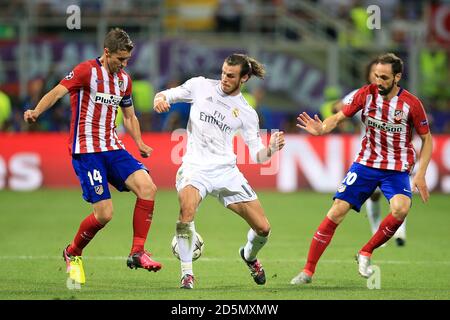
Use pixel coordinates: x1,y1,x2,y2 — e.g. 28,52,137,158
171,232,204,261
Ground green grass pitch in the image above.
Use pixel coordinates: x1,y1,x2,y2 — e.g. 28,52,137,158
0,189,448,300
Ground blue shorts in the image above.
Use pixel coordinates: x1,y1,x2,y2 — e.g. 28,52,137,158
72,150,148,203
333,162,412,212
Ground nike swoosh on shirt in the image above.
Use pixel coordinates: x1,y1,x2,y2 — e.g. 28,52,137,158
403,189,411,193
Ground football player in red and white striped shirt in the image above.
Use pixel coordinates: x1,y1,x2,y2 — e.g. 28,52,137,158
24,28,162,286
336,58,407,246
291,53,433,285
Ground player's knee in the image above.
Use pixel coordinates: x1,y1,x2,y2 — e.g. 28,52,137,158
136,182,157,199
94,204,114,224
327,200,350,224
147,182,157,197
327,208,347,224
391,205,409,219
255,224,271,237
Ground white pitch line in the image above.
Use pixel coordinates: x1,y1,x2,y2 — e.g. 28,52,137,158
0,256,449,265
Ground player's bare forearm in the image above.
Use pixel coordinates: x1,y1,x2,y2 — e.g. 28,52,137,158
321,112,346,134
413,132,433,202
123,113,143,145
416,132,433,177
122,107,152,158
24,84,68,123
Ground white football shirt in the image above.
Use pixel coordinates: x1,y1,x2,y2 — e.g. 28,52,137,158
162,77,264,169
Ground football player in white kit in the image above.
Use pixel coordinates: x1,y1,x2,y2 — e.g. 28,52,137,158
334,58,407,246
153,53,285,289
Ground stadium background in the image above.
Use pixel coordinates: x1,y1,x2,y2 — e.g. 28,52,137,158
0,0,449,301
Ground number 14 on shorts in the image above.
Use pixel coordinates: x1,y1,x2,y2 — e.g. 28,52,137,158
87,169,103,185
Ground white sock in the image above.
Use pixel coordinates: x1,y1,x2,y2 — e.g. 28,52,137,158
394,217,407,239
243,228,268,262
176,220,196,276
366,198,381,235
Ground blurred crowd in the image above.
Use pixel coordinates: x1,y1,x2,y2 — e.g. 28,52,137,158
0,0,449,134
1,72,449,135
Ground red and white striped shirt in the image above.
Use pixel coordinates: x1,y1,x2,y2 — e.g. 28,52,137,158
60,58,133,155
342,84,429,172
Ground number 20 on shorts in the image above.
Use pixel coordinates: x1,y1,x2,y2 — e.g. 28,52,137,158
342,171,358,185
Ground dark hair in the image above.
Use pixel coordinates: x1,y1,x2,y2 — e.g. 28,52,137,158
225,53,265,79
364,57,378,84
377,53,403,75
104,28,134,53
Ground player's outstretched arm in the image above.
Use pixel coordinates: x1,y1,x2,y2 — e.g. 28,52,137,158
412,132,433,203
23,84,68,123
296,111,346,136
122,106,153,158
153,93,171,113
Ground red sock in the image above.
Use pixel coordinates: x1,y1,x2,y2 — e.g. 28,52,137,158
303,216,338,276
131,198,155,254
68,213,104,256
360,213,404,255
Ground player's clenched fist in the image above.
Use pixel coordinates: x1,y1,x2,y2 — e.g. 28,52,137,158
153,93,170,113
24,109,40,123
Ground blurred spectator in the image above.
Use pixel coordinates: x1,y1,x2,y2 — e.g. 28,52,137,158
347,1,374,48
16,76,69,132
281,112,299,133
102,0,131,16
320,86,341,120
132,73,155,132
215,0,245,32
419,46,449,100
389,7,411,45
36,0,81,15
319,85,356,133
44,64,71,131
242,85,278,130
0,88,12,130
20,78,46,131
0,0,24,39
160,78,191,132
318,0,353,19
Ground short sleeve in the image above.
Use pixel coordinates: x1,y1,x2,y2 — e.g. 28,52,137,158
342,85,370,117
342,89,358,105
410,100,430,135
59,63,89,91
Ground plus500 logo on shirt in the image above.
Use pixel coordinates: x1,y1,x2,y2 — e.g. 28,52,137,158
94,92,122,106
367,117,405,133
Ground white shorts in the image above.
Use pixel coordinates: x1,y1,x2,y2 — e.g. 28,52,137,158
175,164,258,207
